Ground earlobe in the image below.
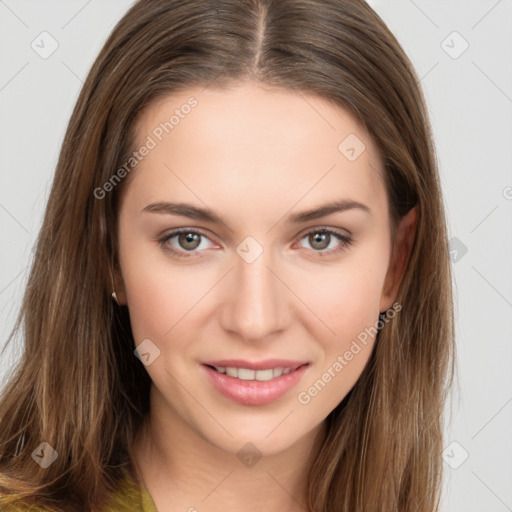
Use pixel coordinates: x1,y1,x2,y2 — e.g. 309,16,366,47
111,267,128,306
115,289,128,305
380,206,418,311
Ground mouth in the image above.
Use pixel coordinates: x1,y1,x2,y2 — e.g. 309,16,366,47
204,363,308,381
200,362,310,406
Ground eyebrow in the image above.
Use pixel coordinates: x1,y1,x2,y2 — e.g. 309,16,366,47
142,199,371,226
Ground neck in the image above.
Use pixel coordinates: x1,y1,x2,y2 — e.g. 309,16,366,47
132,384,327,512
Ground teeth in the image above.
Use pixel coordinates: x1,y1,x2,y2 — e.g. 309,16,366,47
213,365,300,381
225,367,236,377
238,368,255,380
257,368,275,380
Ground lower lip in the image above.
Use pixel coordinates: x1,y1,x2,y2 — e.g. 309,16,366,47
201,364,309,406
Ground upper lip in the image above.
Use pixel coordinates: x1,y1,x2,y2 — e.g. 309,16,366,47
202,359,309,371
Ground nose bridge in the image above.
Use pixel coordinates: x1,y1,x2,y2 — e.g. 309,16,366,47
221,241,288,341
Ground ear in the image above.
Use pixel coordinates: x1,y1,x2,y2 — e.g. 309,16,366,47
112,266,128,306
379,206,417,311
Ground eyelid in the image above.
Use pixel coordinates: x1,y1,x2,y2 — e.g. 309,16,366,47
297,224,352,239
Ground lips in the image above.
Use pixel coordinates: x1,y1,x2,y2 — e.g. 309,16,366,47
201,359,309,371
200,361,310,406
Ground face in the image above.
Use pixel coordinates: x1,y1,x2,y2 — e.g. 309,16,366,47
115,81,407,457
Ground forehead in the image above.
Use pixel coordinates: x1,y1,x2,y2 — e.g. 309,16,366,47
126,82,386,217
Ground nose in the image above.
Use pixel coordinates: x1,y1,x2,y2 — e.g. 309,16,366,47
219,246,290,343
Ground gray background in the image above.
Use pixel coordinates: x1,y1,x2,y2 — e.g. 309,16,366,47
1,1,511,510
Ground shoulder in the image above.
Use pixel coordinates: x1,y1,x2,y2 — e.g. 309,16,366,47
103,470,158,512
0,494,56,511
0,471,156,512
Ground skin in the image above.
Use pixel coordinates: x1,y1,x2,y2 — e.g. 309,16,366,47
113,81,417,511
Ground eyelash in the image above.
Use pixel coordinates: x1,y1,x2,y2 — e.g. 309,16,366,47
157,227,353,259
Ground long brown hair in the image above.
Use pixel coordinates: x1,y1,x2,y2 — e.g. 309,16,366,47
0,0,455,510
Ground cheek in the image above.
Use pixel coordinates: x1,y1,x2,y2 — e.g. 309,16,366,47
118,230,209,343
291,241,389,405
295,265,385,411
124,270,213,345
300,246,389,341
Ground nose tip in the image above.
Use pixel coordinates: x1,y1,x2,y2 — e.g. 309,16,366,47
220,250,288,342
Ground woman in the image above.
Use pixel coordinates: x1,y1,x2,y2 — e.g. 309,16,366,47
0,0,455,510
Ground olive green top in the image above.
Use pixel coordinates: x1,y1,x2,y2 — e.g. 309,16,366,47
103,470,158,512
0,471,158,511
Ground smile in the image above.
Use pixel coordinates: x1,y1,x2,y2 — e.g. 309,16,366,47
201,363,310,406
208,365,300,381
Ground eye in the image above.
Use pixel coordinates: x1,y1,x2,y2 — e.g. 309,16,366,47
158,228,216,258
297,228,353,255
157,226,353,259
